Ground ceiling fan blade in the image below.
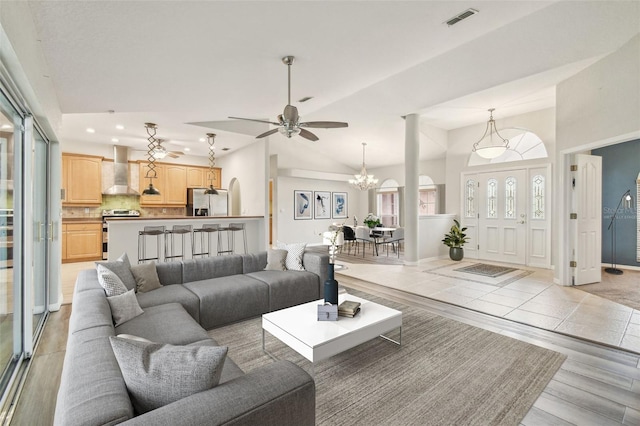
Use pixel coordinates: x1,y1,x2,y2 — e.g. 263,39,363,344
283,105,299,123
228,116,280,126
256,128,280,139
168,153,180,159
299,128,319,141
300,121,349,129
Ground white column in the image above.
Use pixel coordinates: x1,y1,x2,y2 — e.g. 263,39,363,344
405,114,420,265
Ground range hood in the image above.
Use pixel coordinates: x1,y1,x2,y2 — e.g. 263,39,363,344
103,146,139,196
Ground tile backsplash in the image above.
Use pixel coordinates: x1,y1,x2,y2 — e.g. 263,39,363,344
62,194,186,218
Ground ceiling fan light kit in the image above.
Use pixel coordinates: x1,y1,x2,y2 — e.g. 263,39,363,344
349,142,378,191
142,122,161,195
229,55,348,141
471,108,510,159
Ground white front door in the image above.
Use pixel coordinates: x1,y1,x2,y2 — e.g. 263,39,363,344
478,170,528,264
573,154,602,285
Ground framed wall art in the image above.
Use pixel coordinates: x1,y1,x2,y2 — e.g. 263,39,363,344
294,190,312,220
332,192,348,219
314,191,331,219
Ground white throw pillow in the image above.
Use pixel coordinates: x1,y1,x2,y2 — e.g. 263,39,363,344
107,289,144,326
276,241,307,271
264,248,288,271
96,264,128,297
109,336,228,414
96,253,137,291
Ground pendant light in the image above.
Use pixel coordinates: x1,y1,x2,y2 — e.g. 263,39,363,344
349,142,378,191
471,108,510,159
204,133,218,195
142,122,161,195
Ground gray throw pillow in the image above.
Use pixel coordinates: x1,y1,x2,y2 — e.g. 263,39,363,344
109,336,228,414
96,253,137,291
107,289,144,326
130,262,163,293
276,241,307,271
96,264,128,297
264,248,287,271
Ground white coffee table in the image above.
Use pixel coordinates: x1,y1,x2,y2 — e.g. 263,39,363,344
262,294,402,364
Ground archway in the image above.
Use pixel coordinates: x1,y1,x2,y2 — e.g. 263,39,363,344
228,178,241,216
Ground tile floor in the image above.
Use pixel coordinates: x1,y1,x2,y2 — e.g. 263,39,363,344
336,258,640,353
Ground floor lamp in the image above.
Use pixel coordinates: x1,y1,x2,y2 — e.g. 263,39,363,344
604,189,633,275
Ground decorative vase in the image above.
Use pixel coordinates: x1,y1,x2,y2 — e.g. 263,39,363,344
449,247,464,261
324,263,339,305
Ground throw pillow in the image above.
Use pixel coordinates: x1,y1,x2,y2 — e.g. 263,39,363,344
109,336,228,414
107,289,144,327
96,264,128,297
277,241,307,271
130,262,163,293
264,248,287,271
96,253,137,292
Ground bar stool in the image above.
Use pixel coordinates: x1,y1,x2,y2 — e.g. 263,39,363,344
223,222,247,255
138,225,165,264
192,224,220,258
164,224,193,262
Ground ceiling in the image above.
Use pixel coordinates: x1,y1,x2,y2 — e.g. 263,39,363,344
26,1,640,169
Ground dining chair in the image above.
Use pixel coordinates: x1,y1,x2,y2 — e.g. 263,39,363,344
341,225,356,255
382,227,404,258
355,226,379,256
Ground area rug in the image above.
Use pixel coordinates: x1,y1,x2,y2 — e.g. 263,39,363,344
424,261,533,288
455,263,517,278
209,289,566,426
577,270,640,311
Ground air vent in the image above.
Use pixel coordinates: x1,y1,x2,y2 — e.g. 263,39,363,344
298,96,313,103
445,8,478,26
221,147,230,151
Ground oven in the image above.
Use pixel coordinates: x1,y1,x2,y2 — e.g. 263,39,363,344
101,209,140,260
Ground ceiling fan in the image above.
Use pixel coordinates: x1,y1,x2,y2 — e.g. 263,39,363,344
134,138,184,159
229,56,348,141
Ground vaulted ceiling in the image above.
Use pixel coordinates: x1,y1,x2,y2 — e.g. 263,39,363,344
26,1,640,169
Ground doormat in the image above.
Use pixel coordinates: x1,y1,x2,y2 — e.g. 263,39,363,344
455,263,517,278
423,261,533,287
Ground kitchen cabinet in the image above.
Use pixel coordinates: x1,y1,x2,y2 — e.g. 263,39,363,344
62,154,103,205
62,222,102,262
139,162,187,206
187,166,222,189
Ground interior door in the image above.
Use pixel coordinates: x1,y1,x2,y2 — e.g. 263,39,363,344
478,170,527,264
572,154,602,285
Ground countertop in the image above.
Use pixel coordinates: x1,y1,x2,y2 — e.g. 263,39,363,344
61,218,103,224
104,215,264,221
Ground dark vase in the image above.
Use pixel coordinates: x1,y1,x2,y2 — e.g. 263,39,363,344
324,263,339,305
449,247,464,261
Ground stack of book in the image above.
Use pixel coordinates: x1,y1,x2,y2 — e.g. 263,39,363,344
338,300,361,318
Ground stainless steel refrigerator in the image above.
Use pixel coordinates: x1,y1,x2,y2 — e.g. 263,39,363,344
186,188,228,216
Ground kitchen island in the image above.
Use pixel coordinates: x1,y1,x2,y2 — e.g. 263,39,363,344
106,216,265,262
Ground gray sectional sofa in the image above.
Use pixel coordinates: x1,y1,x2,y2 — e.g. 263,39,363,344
55,250,329,426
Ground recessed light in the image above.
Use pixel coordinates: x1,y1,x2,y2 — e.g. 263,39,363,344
199,138,205,142
86,128,95,133
184,147,190,152
1,124,11,129
115,124,124,130
111,138,119,143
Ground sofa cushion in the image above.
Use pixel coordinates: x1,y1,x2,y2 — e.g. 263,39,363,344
184,275,269,329
277,241,307,271
69,287,115,334
107,289,145,327
247,270,321,311
130,262,163,293
242,252,268,273
155,261,184,285
136,284,201,323
182,255,243,282
96,253,137,291
115,303,210,346
264,249,287,271
96,264,128,296
110,336,227,414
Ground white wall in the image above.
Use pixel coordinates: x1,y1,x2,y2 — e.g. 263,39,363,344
217,140,266,216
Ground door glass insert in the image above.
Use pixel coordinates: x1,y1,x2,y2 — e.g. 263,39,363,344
532,174,545,219
465,179,476,218
487,178,497,218
505,176,516,219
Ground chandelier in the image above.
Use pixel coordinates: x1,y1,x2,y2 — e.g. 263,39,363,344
142,122,161,195
471,108,510,159
349,142,378,191
204,133,218,195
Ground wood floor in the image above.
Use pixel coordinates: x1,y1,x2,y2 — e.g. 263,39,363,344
9,275,640,425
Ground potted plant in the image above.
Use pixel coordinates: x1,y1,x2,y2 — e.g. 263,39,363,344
363,213,381,228
442,219,468,261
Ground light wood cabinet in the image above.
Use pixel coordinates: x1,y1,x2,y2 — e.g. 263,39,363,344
62,222,102,262
62,154,103,205
187,166,222,189
139,162,187,206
